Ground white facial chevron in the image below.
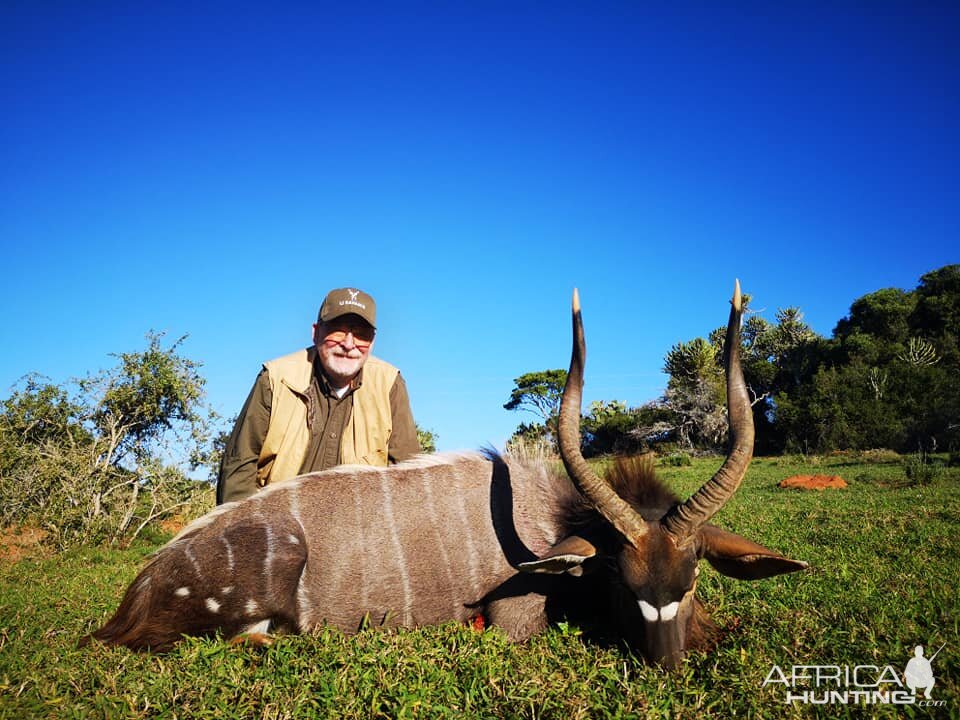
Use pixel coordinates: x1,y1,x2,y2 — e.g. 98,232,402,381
638,600,680,623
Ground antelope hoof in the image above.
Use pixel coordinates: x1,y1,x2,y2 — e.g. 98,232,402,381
230,632,275,648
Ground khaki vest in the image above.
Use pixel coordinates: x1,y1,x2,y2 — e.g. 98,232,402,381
256,348,397,487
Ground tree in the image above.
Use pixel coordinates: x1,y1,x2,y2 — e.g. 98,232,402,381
0,333,217,548
911,264,960,365
663,338,722,393
581,400,636,456
503,369,568,449
775,265,960,454
505,421,553,459
416,425,438,454
661,337,726,450
76,332,217,472
503,265,960,456
834,287,915,364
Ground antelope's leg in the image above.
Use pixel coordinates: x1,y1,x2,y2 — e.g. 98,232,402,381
486,593,548,642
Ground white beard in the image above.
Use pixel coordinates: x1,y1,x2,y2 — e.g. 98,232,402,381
319,348,367,386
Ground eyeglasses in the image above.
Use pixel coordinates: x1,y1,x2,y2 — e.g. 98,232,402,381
323,329,374,349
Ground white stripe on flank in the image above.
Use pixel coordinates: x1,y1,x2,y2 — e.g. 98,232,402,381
295,555,311,631
174,587,190,598
380,474,413,624
261,452,488,497
289,484,309,630
451,465,480,598
421,470,458,616
184,545,202,577
263,521,275,598
205,597,221,613
245,599,259,615
159,454,484,560
220,535,235,573
289,484,304,538
353,481,369,611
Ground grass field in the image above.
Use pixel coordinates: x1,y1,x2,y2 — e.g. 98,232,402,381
1,454,958,719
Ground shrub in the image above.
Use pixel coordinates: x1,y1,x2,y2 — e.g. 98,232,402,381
660,451,693,467
858,448,901,464
902,450,943,486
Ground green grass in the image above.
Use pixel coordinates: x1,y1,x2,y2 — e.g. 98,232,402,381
1,454,958,718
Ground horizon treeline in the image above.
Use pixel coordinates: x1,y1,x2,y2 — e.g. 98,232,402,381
506,264,960,458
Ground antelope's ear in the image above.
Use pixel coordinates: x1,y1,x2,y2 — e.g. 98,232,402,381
698,525,809,580
517,535,597,577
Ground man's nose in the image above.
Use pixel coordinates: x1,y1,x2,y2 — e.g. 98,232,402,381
340,332,357,348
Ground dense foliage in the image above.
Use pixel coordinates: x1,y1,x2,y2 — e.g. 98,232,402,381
775,265,960,454
507,265,960,457
0,333,217,548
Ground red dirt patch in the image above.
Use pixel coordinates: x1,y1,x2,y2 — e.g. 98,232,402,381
0,526,50,562
779,474,848,491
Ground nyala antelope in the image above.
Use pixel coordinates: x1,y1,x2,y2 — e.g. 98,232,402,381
83,282,807,667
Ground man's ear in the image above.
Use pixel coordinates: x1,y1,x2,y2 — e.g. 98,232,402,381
698,525,809,580
517,535,597,577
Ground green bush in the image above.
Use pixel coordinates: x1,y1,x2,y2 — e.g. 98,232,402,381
660,451,693,467
857,448,901,464
902,450,944,486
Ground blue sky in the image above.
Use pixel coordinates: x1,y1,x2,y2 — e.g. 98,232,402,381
2,2,957,452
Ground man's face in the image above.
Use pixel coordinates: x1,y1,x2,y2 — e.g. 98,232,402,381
313,314,376,386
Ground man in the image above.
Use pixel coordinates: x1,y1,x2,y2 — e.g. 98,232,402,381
217,287,420,504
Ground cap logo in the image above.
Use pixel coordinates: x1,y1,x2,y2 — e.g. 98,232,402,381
339,288,366,310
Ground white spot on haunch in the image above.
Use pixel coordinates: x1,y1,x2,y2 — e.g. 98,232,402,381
174,587,190,598
206,597,221,613
638,600,659,622
222,586,234,595
288,534,300,545
245,599,259,616
660,601,680,622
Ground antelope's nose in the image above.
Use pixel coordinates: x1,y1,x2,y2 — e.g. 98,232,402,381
646,620,685,669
